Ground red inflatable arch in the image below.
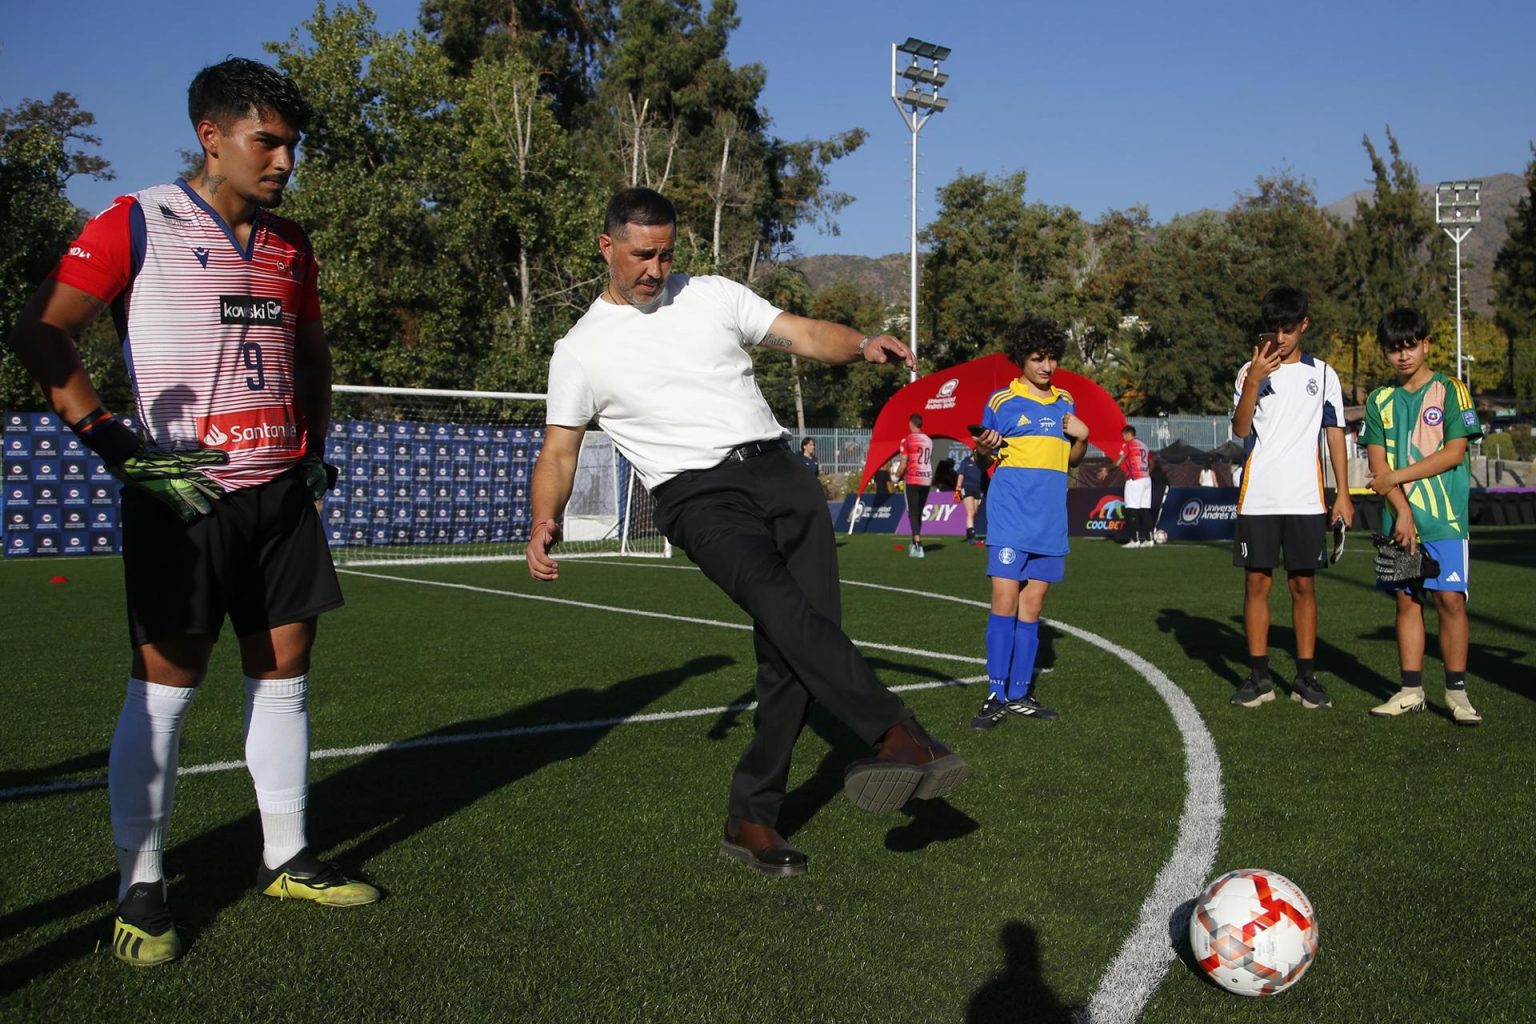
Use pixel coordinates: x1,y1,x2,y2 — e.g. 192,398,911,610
855,352,1127,495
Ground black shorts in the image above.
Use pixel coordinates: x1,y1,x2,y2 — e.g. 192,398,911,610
122,469,343,645
1232,513,1328,572
905,484,931,531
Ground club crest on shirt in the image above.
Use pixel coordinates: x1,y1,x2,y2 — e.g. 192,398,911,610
1422,406,1444,427
1306,378,1318,395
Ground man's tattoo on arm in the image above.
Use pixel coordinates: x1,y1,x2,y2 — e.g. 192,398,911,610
760,333,794,350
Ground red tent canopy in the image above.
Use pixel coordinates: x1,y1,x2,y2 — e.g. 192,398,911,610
856,353,1127,494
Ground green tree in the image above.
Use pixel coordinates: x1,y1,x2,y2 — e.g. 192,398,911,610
920,169,1088,371
1493,145,1536,398
1,93,116,410
1133,212,1261,414
1335,128,1449,346
1068,206,1152,408
268,3,487,389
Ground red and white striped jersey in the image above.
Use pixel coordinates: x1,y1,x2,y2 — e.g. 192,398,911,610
52,181,322,491
899,431,933,486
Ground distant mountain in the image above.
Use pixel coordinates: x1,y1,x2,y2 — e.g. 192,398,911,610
1323,172,1522,317
784,172,1525,318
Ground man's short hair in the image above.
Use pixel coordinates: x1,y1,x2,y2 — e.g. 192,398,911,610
188,58,311,134
1002,314,1067,365
1260,286,1309,331
605,188,677,236
909,414,923,429
1122,425,1137,437
1377,307,1430,351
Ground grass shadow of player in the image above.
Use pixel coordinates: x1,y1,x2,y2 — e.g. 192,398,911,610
0,655,728,995
1354,621,1535,709
0,748,110,791
1155,608,1246,688
965,920,1079,1023
1263,617,1398,701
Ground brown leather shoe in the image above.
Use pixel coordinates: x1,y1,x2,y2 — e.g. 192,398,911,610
719,819,808,877
842,718,971,813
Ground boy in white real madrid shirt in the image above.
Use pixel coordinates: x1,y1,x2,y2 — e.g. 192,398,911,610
1230,286,1354,710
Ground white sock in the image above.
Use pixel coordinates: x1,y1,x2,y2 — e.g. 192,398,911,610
244,675,310,869
110,678,196,903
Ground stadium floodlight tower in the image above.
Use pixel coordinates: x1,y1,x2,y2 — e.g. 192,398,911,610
1434,180,1481,383
891,36,951,383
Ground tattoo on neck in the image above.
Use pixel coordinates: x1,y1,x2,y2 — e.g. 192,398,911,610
761,333,793,350
203,174,226,195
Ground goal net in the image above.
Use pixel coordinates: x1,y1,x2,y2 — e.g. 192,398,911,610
323,385,670,566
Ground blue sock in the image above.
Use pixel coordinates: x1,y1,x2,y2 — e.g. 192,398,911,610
985,614,1014,700
1008,620,1041,701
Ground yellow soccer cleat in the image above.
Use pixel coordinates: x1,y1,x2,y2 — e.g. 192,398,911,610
257,848,381,907
1445,689,1483,727
113,882,183,966
1370,686,1426,718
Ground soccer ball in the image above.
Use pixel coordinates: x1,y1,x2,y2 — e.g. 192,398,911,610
1188,868,1318,997
1152,529,1168,545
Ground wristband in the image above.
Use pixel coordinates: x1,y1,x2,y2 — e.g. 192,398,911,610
71,406,142,466
859,335,874,354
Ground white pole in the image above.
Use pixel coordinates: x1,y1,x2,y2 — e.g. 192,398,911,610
1453,232,1465,383
909,126,920,383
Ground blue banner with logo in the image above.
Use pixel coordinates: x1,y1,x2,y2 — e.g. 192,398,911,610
1157,487,1240,540
5,411,125,558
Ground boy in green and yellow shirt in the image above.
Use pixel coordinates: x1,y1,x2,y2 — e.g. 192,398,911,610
1361,308,1483,725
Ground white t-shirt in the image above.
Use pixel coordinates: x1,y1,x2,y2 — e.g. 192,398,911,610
545,274,787,489
1231,354,1344,516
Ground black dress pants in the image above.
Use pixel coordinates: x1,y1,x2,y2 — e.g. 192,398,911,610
654,449,913,826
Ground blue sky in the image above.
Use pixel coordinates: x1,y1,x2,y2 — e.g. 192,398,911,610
3,0,1532,258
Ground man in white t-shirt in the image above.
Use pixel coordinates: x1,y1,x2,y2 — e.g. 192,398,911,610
527,188,969,877
1230,286,1354,711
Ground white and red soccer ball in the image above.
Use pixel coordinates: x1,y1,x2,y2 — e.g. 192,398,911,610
1189,868,1318,997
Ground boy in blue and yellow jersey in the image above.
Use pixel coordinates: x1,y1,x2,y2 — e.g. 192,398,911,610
1363,309,1483,725
970,316,1090,729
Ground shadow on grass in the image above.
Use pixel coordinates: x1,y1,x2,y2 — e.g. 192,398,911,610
0,654,729,995
0,748,110,791
966,920,1079,1023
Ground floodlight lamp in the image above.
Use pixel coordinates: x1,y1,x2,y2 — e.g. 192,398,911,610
932,45,952,61
898,37,924,54
915,42,938,58
900,65,950,87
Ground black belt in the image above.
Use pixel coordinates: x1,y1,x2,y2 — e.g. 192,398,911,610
722,438,790,462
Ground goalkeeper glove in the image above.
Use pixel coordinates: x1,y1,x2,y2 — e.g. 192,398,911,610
73,406,228,522
299,452,339,502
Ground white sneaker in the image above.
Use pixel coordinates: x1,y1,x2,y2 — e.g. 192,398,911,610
1370,686,1426,718
1445,689,1482,726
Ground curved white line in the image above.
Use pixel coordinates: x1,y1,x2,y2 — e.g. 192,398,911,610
841,579,1223,1024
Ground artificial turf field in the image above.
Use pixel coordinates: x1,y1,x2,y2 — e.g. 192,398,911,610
1,528,1533,1023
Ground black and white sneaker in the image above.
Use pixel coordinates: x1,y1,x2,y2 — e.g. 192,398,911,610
1290,674,1332,709
971,695,1009,731
1004,695,1059,721
1231,675,1276,707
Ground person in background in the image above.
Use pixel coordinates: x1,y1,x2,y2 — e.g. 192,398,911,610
892,414,933,558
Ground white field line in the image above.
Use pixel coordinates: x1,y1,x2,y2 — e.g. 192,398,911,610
840,578,1224,1024
2,563,1223,1024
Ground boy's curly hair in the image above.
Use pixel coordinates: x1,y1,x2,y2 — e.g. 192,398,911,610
1002,314,1067,366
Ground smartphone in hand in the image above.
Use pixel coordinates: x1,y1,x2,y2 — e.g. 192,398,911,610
1258,332,1280,358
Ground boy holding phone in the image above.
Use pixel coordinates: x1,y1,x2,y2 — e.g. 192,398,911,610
1229,286,1354,710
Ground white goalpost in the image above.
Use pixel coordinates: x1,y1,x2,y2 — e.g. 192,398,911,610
323,385,671,566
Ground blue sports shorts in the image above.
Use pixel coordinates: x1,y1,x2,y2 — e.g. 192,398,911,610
987,545,1065,583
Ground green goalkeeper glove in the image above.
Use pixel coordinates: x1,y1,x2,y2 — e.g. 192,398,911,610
111,447,230,522
299,452,339,502
72,406,228,522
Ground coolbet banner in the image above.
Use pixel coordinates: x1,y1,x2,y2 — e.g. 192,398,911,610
1066,486,1239,540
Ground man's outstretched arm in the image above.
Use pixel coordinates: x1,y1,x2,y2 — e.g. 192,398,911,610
757,312,916,371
